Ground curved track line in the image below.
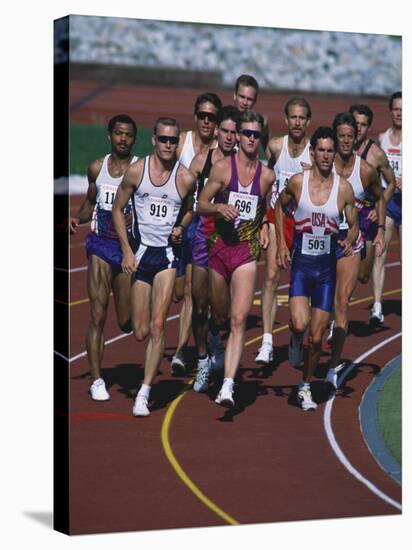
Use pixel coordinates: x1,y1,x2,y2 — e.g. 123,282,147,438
159,324,291,526
160,381,240,526
323,332,402,511
160,289,401,524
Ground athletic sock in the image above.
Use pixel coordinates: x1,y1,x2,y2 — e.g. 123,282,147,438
139,384,151,398
262,333,273,346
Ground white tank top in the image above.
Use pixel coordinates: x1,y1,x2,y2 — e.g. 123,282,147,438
132,156,182,247
178,130,196,169
92,154,138,239
272,135,311,206
380,128,402,186
333,154,366,229
294,170,340,256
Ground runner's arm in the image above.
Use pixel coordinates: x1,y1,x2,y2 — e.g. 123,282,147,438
112,165,139,273
172,171,196,243
366,168,386,257
69,161,100,233
340,183,359,256
274,177,297,268
197,163,239,221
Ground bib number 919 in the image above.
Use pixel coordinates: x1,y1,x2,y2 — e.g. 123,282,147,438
150,203,168,218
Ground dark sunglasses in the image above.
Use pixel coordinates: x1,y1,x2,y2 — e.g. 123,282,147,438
240,129,262,139
196,111,217,122
156,135,179,145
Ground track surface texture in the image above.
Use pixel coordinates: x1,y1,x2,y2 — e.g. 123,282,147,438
62,83,402,534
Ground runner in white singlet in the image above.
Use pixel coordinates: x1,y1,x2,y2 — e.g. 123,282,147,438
371,91,402,326
171,92,223,374
112,117,196,417
69,114,138,401
256,96,312,365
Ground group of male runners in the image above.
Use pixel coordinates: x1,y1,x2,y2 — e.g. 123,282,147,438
70,80,401,414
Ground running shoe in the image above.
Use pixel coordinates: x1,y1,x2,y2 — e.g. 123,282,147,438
193,357,211,392
90,378,110,401
369,303,384,327
324,368,338,389
171,350,187,376
326,320,335,345
288,333,304,368
215,380,235,407
255,342,273,364
297,386,318,411
132,394,150,417
209,333,225,371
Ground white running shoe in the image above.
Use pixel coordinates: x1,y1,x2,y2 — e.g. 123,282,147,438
209,334,225,371
288,333,304,368
132,394,150,417
369,303,384,327
171,350,187,376
90,378,110,401
255,342,273,364
326,320,335,345
215,380,235,407
297,386,318,411
193,357,211,392
325,368,338,389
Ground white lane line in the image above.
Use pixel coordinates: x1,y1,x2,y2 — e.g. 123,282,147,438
67,314,181,363
55,266,87,273
54,284,292,363
323,332,402,511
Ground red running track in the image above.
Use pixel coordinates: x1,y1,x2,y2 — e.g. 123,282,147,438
59,196,402,534
70,79,392,137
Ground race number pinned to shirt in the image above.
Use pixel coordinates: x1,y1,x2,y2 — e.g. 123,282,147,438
99,184,118,211
387,149,402,178
142,196,175,225
302,233,331,256
228,191,258,221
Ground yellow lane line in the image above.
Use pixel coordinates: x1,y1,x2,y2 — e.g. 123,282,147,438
56,291,114,307
350,288,401,307
160,380,239,526
160,287,401,526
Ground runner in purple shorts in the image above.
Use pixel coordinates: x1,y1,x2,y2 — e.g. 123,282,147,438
349,103,397,284
180,106,239,384
370,92,402,326
197,110,275,407
170,92,223,375
326,112,385,388
69,114,138,402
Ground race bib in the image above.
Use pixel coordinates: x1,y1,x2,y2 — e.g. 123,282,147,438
302,233,331,256
99,184,118,211
278,170,294,193
387,151,402,178
142,196,174,225
228,191,258,221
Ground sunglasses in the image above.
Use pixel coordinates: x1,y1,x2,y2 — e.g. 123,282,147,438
196,111,217,123
156,135,179,145
240,129,262,139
